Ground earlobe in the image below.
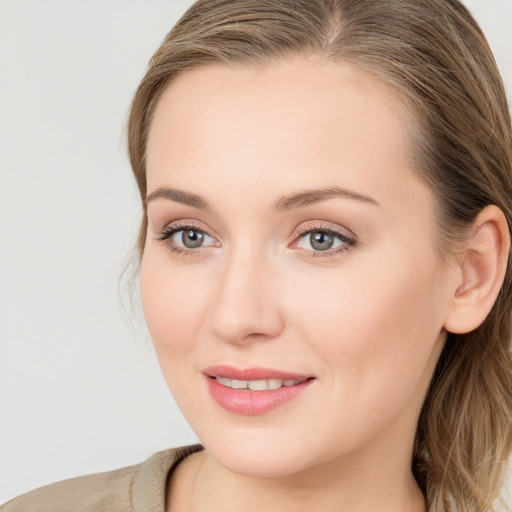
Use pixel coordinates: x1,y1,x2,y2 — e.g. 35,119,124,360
444,205,511,334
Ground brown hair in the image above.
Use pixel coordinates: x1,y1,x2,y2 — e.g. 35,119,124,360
126,0,512,509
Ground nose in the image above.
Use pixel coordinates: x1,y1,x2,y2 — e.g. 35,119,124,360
209,247,285,345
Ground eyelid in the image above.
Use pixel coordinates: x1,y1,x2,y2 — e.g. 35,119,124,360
291,220,356,241
154,219,357,258
155,219,212,240
289,221,357,257
155,220,220,256
156,217,212,232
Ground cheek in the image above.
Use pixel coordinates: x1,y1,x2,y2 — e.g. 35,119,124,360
282,246,446,415
139,250,210,363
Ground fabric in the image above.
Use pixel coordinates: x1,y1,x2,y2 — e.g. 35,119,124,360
0,444,204,512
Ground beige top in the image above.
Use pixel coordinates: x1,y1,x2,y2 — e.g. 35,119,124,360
0,444,204,512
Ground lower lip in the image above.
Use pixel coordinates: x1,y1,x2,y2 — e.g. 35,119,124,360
205,377,314,416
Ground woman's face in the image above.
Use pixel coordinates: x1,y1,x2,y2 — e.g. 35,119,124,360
141,56,456,477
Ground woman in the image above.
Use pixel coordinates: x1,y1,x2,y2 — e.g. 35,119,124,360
2,0,511,511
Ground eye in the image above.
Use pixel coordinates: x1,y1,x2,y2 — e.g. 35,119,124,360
156,223,218,255
176,228,209,249
292,224,356,257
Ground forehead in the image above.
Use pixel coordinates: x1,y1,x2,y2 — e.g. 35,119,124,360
145,56,430,220
147,56,410,163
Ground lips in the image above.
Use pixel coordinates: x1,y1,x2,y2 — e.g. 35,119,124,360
203,365,311,381
203,365,315,415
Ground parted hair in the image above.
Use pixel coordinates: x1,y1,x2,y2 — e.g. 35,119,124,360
127,1,512,510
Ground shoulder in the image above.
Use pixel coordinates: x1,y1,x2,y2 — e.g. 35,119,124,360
0,445,203,512
0,463,137,512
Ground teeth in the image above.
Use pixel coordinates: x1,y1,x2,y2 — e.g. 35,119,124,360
248,380,267,391
216,376,232,387
267,379,282,390
215,377,304,390
231,379,247,389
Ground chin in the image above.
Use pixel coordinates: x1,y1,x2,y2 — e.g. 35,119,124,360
198,427,324,478
215,447,309,478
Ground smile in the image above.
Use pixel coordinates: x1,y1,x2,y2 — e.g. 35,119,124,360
215,376,307,390
203,366,315,415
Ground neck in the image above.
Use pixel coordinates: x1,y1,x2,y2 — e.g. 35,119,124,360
192,455,424,512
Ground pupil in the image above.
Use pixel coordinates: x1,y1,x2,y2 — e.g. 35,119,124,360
182,229,204,248
310,231,333,251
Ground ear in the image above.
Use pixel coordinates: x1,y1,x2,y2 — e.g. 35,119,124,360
444,205,511,334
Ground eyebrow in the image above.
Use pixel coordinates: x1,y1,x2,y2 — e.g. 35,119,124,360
146,187,210,211
273,186,380,212
145,185,380,212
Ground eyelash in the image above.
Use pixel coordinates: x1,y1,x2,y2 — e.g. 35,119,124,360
156,221,217,257
292,222,356,258
155,221,357,258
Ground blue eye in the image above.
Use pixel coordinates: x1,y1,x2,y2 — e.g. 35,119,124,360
156,222,356,258
300,231,341,251
294,226,356,257
176,228,210,249
157,225,216,254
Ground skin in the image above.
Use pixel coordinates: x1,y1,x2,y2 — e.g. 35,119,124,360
140,55,476,511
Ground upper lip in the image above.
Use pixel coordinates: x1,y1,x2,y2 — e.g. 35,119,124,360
203,365,314,381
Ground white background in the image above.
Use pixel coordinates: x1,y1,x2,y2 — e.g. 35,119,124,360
1,0,511,505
